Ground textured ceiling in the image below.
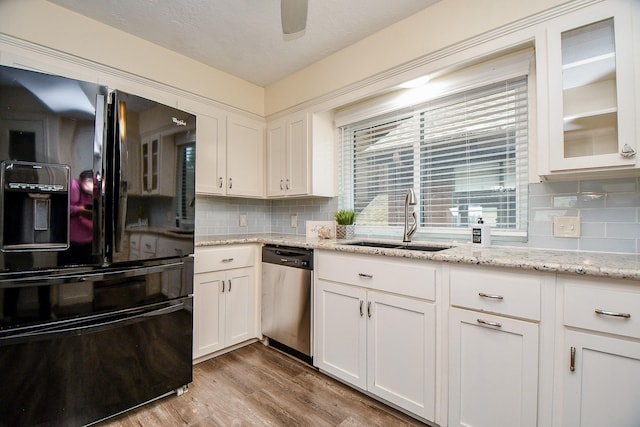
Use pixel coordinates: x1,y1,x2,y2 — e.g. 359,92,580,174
46,0,440,87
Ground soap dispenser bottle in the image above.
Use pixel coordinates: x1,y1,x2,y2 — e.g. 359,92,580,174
472,217,491,247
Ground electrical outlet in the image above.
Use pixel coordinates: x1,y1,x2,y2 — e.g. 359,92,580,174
553,216,581,238
239,213,248,227
290,214,298,228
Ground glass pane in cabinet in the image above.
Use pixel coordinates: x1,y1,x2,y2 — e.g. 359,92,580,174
561,18,617,158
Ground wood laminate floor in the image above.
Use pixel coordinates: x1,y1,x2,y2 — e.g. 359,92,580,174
98,342,428,426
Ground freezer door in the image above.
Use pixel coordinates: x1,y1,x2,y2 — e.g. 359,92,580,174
0,256,193,331
0,297,193,426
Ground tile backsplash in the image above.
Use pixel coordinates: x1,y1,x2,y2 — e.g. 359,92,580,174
528,177,640,254
195,196,338,237
195,177,640,254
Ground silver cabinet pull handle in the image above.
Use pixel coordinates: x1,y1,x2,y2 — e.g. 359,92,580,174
280,179,284,190
228,279,232,292
479,292,504,300
358,273,373,279
477,318,501,328
228,177,232,189
218,177,223,188
595,308,631,319
221,258,234,263
570,346,576,372
221,280,225,293
367,301,372,318
285,179,290,190
359,300,364,317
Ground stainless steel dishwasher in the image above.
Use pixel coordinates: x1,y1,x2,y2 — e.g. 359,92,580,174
261,245,313,364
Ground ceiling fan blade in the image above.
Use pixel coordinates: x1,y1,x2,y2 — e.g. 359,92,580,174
281,0,308,34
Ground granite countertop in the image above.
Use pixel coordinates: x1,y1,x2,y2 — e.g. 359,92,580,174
196,234,640,281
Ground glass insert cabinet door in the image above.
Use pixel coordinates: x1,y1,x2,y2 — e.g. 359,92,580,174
545,1,637,172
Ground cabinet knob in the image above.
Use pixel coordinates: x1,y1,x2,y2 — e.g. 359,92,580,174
620,144,636,158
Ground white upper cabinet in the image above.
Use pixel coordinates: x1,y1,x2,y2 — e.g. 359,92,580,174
226,113,265,197
538,0,638,177
266,110,336,198
194,112,226,195
189,105,265,198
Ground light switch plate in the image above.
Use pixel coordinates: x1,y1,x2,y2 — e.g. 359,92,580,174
553,216,581,238
239,213,248,227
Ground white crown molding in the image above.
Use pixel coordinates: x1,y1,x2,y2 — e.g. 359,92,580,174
0,34,264,121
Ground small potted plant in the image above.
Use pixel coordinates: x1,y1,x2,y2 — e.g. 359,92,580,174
334,209,356,239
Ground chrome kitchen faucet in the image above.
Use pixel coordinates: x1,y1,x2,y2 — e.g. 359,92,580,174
403,188,417,242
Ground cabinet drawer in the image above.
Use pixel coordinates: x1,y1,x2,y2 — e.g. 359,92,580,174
450,266,541,321
317,250,437,301
195,245,257,273
139,234,157,254
129,234,140,251
564,278,640,339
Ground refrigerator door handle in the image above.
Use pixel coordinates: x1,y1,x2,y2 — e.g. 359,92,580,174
0,261,184,287
1,301,186,341
114,99,128,255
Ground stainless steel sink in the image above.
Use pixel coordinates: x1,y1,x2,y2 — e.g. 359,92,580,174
341,241,449,252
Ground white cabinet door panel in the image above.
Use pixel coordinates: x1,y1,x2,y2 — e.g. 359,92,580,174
315,280,367,389
367,291,436,420
563,330,640,427
193,271,225,358
449,307,539,427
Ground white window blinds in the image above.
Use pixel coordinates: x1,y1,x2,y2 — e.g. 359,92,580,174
340,76,529,236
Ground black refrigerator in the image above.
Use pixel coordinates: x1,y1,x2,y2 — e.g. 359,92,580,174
0,64,196,426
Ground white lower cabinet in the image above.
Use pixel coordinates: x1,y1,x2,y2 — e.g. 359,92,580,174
556,275,640,427
366,290,436,419
448,307,539,427
314,251,438,422
193,246,257,360
561,331,640,427
448,265,546,427
315,281,367,388
193,267,254,358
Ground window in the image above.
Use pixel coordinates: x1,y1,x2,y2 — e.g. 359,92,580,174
339,73,529,239
177,143,196,226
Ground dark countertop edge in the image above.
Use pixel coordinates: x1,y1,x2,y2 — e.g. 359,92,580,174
195,234,640,281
